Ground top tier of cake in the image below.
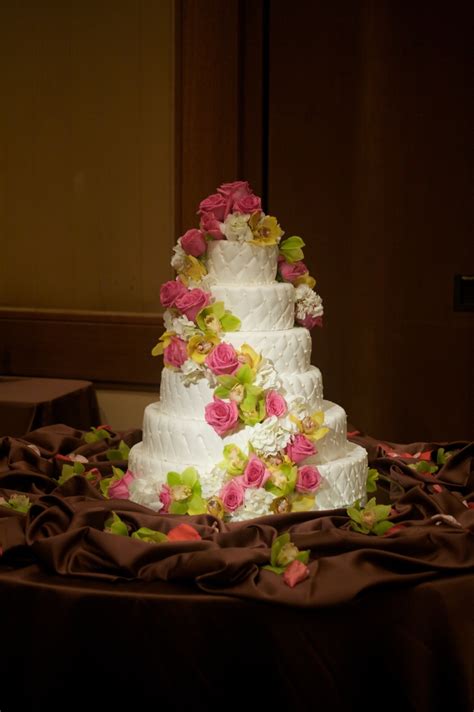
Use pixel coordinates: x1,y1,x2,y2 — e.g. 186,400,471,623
206,242,279,285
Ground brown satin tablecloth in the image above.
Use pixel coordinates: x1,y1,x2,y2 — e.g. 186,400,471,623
0,425,473,712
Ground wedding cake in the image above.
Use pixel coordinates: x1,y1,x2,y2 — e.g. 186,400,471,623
128,181,368,521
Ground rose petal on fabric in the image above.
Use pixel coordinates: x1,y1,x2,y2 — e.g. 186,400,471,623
283,560,310,588
167,524,202,542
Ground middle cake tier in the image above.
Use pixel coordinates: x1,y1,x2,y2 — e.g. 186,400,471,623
209,282,295,331
141,399,347,469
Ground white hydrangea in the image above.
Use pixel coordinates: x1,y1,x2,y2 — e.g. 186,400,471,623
129,477,164,512
231,488,276,521
254,359,282,391
171,240,187,271
294,284,324,320
163,312,197,339
250,416,294,455
200,465,227,499
286,395,309,418
221,213,253,242
181,358,207,384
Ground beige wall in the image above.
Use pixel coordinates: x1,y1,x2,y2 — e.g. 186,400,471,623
96,388,156,431
0,0,175,313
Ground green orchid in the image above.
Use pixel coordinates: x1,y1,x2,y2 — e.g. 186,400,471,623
84,426,113,444
366,468,380,493
214,364,266,426
347,498,394,536
220,444,248,475
436,447,456,466
131,527,168,544
263,532,310,575
104,511,129,537
106,440,130,462
264,462,297,498
58,461,100,487
409,460,438,475
100,466,126,497
0,493,32,514
279,236,305,263
166,468,207,515
196,302,241,334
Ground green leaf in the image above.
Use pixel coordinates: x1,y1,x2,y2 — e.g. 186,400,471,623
104,512,129,537
366,468,379,493
131,527,168,543
214,385,230,399
187,493,207,516
414,460,438,475
270,532,290,568
106,440,130,461
169,501,188,515
236,364,254,385
181,467,198,488
100,476,113,497
58,463,77,485
220,312,241,332
373,521,394,536
240,390,258,412
84,427,112,444
111,466,125,480
167,471,182,486
262,564,286,575
217,374,239,390
296,550,310,565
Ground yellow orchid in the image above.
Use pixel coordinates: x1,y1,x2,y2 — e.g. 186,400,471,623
237,343,262,370
293,410,329,442
151,331,175,357
187,332,220,364
179,255,207,285
249,213,284,246
294,274,316,289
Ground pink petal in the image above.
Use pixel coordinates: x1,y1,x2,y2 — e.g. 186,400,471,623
283,560,309,588
167,524,202,542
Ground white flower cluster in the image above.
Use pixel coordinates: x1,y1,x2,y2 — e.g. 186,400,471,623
171,239,187,272
200,465,227,499
129,477,163,512
163,311,197,339
221,213,253,242
254,358,282,391
231,488,276,522
249,415,297,455
181,358,207,385
294,284,324,320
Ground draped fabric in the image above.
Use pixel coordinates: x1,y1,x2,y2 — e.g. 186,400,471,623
0,424,473,711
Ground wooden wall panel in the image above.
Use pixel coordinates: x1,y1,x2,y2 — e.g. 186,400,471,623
268,1,473,441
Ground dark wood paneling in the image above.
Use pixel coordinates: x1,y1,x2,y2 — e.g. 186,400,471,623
268,0,473,441
0,310,163,388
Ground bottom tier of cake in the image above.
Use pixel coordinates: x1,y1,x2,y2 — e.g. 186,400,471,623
129,441,368,518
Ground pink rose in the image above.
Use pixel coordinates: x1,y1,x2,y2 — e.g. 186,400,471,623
283,559,310,588
279,260,308,283
242,456,270,488
164,336,188,368
217,181,252,200
205,398,239,436
233,193,262,214
175,288,210,322
296,465,322,494
198,193,227,221
220,477,245,512
296,314,323,329
160,279,188,308
180,228,207,257
200,212,224,240
285,434,317,463
159,483,172,513
205,342,240,376
108,469,134,499
265,390,287,418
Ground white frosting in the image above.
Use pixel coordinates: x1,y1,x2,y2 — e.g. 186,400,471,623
224,328,312,373
210,282,295,331
159,365,324,417
129,441,368,512
206,241,278,284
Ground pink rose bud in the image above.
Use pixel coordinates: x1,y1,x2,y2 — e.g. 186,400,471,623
175,288,210,322
233,193,262,214
200,212,224,240
164,336,188,368
205,342,240,376
108,469,134,499
265,390,287,418
296,465,322,494
285,434,317,463
242,455,271,488
283,559,310,588
279,260,308,283
159,483,172,513
180,228,207,257
220,477,245,512
205,398,239,436
296,314,323,329
198,193,227,221
167,524,202,542
160,279,188,308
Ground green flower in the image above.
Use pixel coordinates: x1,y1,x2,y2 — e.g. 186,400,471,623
409,460,438,475
220,444,248,475
196,302,241,334
279,236,305,263
100,466,126,497
104,511,129,537
214,364,266,426
0,493,32,513
58,461,85,485
106,440,130,462
264,462,297,498
131,527,168,544
84,426,113,444
347,498,393,536
263,533,310,575
166,468,207,515
366,468,379,493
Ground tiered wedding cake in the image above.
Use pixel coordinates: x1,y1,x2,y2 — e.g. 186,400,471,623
129,181,367,520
